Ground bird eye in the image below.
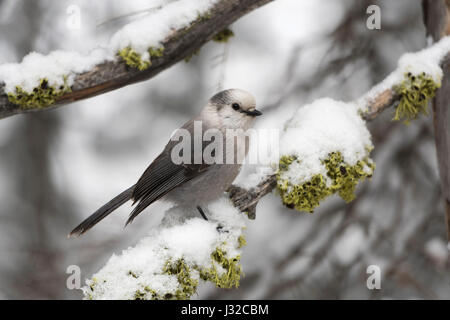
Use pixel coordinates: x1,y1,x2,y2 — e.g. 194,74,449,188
232,103,240,110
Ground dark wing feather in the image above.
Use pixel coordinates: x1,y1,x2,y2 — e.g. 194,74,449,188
131,152,180,203
128,119,210,225
126,169,191,225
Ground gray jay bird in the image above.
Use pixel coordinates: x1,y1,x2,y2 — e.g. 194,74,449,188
69,89,262,237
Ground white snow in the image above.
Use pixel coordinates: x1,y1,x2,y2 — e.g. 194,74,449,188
84,197,246,300
110,0,219,60
360,36,450,108
234,121,282,190
0,48,111,93
0,0,219,94
235,165,275,190
279,98,373,186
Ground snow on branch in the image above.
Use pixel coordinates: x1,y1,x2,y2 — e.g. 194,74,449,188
0,0,272,119
229,36,450,218
85,198,246,300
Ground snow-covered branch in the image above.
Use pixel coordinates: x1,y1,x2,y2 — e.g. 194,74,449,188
229,37,450,219
0,0,272,119
85,198,246,300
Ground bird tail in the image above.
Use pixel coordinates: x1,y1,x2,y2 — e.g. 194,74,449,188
68,185,135,237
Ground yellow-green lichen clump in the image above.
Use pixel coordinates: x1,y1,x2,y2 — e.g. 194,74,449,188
393,72,441,123
277,98,375,214
237,235,246,249
277,151,375,212
7,78,71,109
123,246,244,300
118,46,164,71
161,259,199,300
199,247,242,289
212,28,234,43
138,243,244,300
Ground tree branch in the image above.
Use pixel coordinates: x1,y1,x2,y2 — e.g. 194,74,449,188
228,174,277,219
361,89,399,121
0,0,273,119
228,54,450,219
423,0,450,240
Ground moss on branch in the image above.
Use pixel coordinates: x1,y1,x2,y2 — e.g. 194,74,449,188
212,28,234,43
7,78,71,109
277,151,375,212
393,72,441,123
118,46,164,70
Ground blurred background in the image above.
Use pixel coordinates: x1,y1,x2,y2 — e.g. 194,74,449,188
0,0,448,299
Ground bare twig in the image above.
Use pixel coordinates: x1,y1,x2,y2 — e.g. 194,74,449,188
361,89,399,121
0,0,273,119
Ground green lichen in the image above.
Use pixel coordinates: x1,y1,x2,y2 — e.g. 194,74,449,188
134,259,199,300
149,46,164,58
142,245,244,299
133,286,160,300
144,245,243,299
163,259,199,300
144,286,159,298
128,269,166,300
90,237,244,300
93,241,244,300
84,277,98,300
237,235,247,249
133,290,146,300
212,28,234,43
324,152,374,201
162,246,243,298
279,155,296,171
119,47,150,70
393,72,441,124
200,248,242,289
118,46,164,70
115,228,244,300
277,151,375,212
7,78,71,109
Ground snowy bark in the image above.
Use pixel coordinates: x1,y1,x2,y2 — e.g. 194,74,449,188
0,0,272,119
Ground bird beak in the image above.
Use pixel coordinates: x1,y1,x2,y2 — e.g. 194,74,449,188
242,109,263,117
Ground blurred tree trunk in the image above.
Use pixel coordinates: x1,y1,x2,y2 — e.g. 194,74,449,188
0,1,74,299
423,0,450,240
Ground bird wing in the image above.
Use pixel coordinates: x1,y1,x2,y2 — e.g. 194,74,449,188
128,119,210,224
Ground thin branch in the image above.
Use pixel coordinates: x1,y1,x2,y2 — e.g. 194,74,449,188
228,174,277,219
361,89,399,121
0,0,273,119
